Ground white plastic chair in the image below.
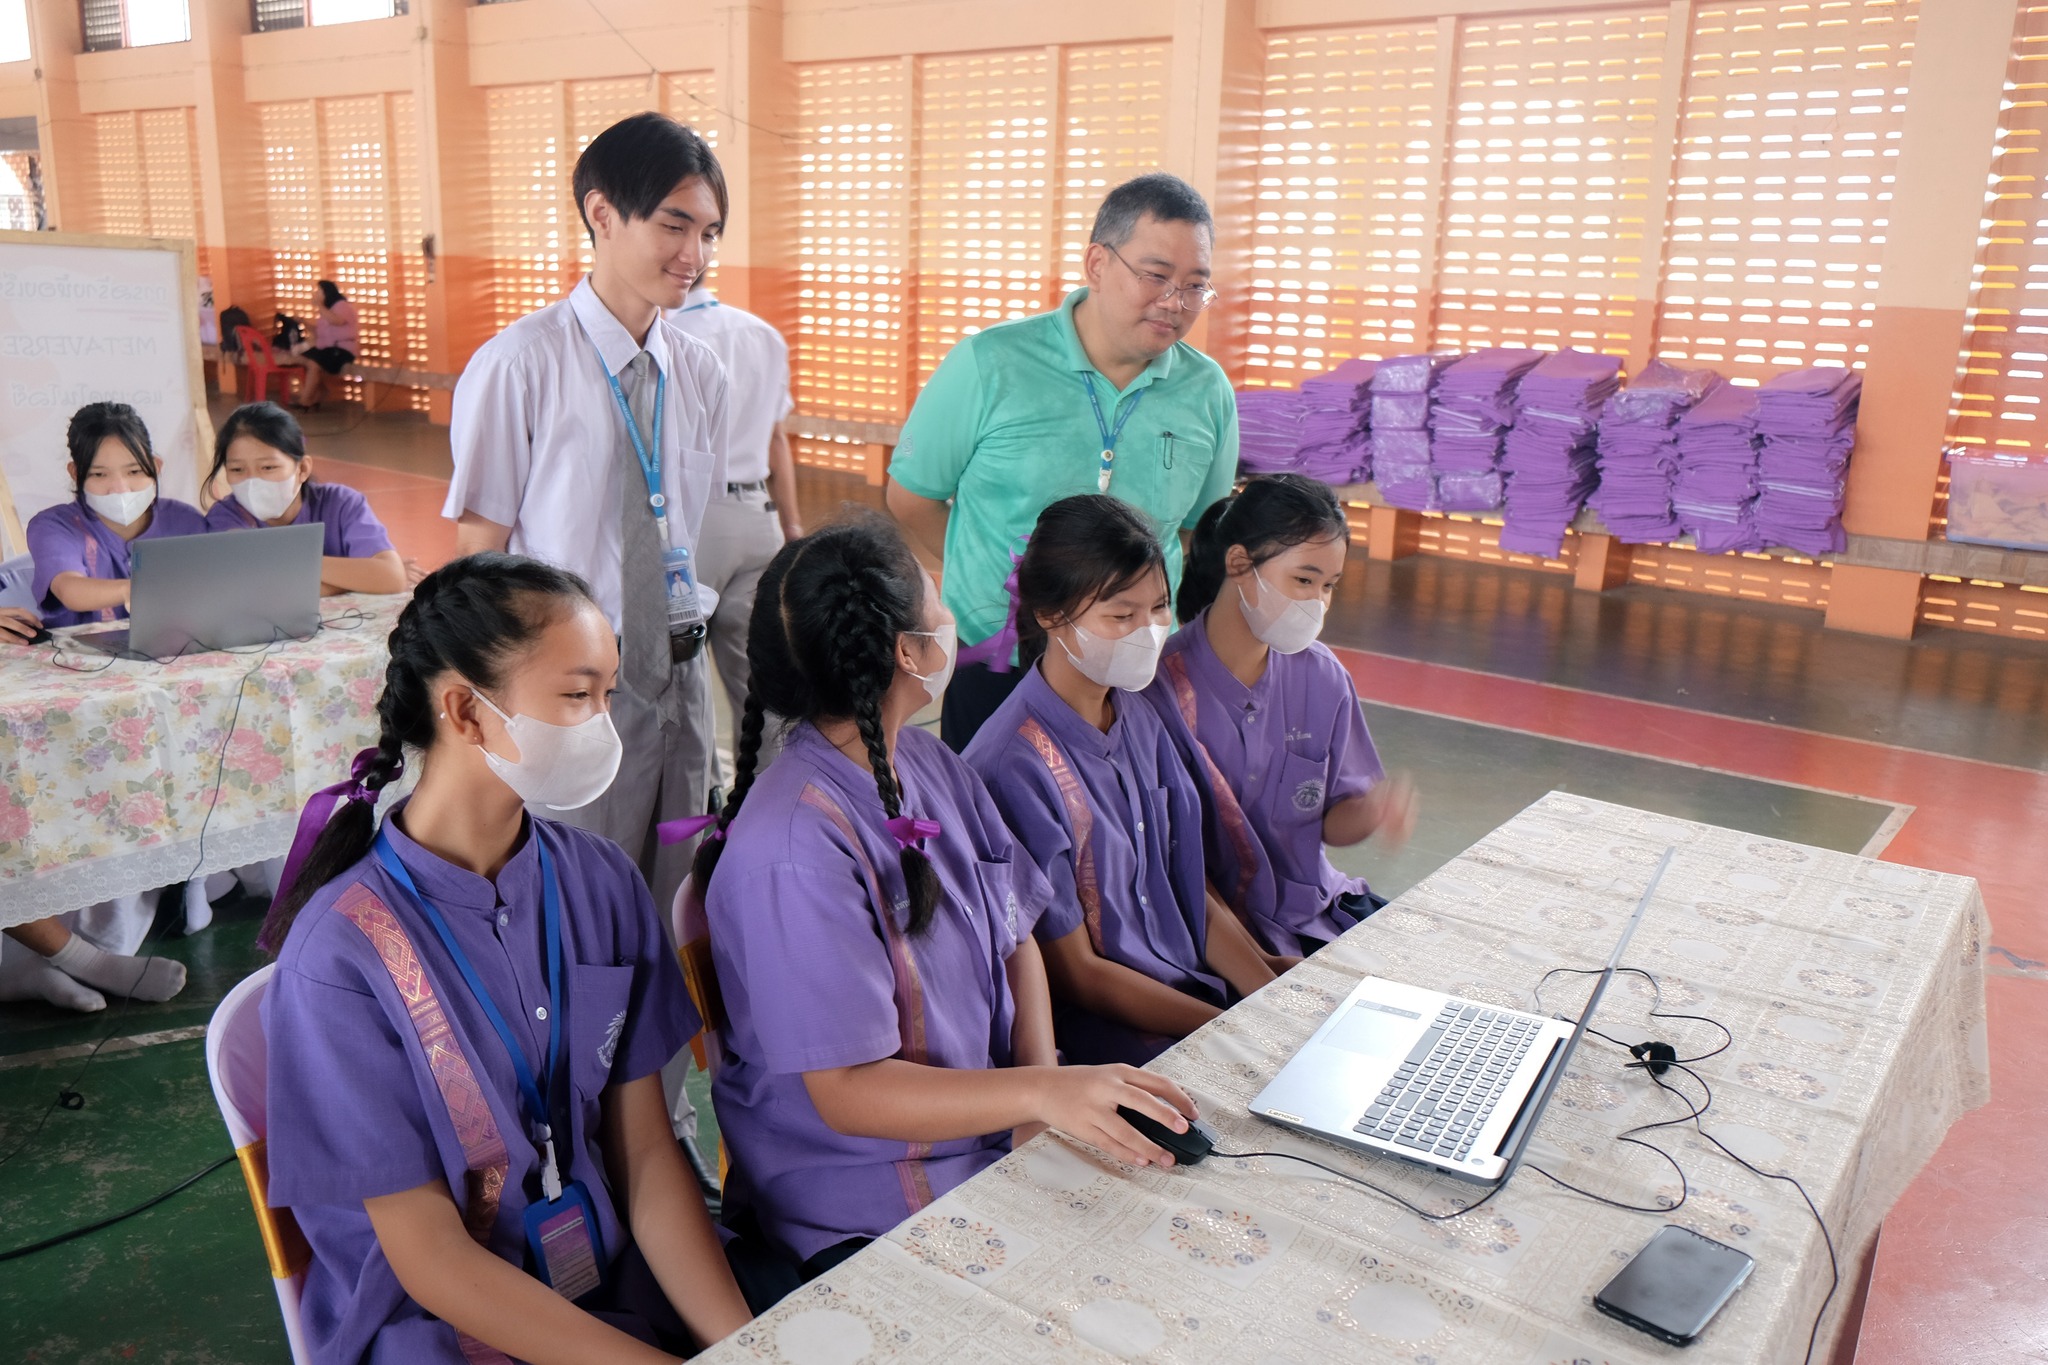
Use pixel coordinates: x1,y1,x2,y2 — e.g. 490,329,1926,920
205,964,314,1365
670,875,729,1183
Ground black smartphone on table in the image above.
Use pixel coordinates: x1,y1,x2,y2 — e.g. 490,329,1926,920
1595,1224,1755,1346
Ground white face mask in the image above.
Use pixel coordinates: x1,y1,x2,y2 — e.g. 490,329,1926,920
1238,567,1327,655
906,623,957,705
469,688,623,811
232,474,302,523
1061,620,1167,692
84,486,156,527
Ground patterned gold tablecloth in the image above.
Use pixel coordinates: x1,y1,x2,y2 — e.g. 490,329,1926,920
701,792,1988,1365
0,597,404,925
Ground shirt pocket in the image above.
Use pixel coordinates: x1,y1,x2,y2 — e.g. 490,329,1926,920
969,859,1029,959
569,963,637,1100
668,446,719,542
1276,747,1331,827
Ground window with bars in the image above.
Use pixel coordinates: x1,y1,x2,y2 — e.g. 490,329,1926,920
252,0,405,34
82,0,187,51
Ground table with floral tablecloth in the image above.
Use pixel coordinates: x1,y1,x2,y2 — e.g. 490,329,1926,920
0,596,403,925
699,792,1988,1365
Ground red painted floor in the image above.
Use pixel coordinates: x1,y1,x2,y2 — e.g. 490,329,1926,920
321,449,2043,1364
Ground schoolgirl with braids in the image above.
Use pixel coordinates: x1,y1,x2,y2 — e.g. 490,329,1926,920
1150,474,1419,956
260,553,750,1363
693,515,1200,1276
962,495,1282,1064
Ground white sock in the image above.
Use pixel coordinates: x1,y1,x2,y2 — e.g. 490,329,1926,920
48,935,186,1002
0,948,107,1012
183,879,214,934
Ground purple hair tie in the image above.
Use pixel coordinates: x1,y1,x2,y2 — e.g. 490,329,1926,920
885,816,942,850
261,746,398,951
658,814,724,846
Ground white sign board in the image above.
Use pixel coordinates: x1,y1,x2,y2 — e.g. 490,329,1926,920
0,231,208,553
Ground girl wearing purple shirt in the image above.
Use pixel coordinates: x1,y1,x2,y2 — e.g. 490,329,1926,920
259,554,750,1363
202,401,410,595
26,402,208,628
692,516,1199,1276
964,495,1279,1064
1152,475,1418,956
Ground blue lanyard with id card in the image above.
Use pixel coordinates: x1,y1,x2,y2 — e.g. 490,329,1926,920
373,827,608,1302
601,353,705,634
1082,373,1147,494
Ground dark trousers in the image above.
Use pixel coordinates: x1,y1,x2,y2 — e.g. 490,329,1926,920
939,661,1027,751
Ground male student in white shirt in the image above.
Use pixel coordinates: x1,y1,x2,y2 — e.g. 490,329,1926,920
670,280,801,739
443,112,727,1167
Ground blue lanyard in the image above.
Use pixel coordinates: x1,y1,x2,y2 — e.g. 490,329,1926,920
1081,374,1147,493
602,360,669,531
373,827,569,1186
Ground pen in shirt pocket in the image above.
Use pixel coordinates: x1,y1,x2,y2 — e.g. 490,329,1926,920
1162,431,1177,469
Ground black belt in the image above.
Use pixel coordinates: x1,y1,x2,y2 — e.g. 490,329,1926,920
725,480,769,495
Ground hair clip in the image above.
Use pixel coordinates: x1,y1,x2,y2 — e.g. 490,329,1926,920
885,815,942,850
658,814,724,846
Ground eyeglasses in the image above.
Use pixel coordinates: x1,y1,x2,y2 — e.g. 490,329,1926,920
1104,245,1219,313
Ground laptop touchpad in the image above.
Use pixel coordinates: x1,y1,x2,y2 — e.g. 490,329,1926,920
1323,1000,1424,1060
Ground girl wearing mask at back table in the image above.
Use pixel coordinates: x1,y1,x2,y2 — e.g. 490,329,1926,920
259,553,750,1363
692,514,1200,1279
1150,474,1418,957
963,495,1282,1064
202,401,410,594
26,402,208,627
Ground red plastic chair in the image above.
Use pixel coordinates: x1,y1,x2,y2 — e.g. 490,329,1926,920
233,325,300,405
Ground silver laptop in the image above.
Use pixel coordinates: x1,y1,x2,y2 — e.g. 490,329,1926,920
74,522,323,659
1251,848,1674,1185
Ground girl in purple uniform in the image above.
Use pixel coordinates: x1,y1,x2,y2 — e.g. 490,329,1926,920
963,496,1280,1064
26,402,208,627
1153,474,1418,957
202,401,410,594
693,515,1199,1276
260,554,750,1363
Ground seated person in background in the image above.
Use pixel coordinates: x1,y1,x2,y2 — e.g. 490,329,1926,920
280,280,358,412
1151,474,1418,957
694,515,1199,1278
203,401,409,595
963,495,1281,1064
0,916,187,1014
260,553,751,1363
27,401,208,626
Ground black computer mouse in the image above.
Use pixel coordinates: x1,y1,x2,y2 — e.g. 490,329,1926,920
1116,1105,1218,1167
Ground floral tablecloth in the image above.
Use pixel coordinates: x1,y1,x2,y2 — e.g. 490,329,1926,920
700,792,1988,1365
0,597,404,925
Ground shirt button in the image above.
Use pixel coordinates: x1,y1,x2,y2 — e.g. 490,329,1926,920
1137,821,1146,833
1139,896,1150,907
535,1006,548,1021
497,912,509,927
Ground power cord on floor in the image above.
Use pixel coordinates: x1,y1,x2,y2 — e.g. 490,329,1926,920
0,1153,235,1263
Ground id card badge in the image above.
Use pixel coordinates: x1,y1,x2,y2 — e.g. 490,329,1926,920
523,1179,607,1302
659,542,705,631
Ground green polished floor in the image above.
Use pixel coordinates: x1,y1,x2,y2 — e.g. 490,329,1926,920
1,712,1897,1363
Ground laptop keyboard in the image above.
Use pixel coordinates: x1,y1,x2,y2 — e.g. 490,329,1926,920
1352,1002,1540,1161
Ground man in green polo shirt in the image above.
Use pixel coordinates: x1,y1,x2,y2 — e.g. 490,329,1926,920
887,172,1240,748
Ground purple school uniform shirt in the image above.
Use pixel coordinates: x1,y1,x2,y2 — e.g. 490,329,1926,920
963,666,1223,1064
1147,610,1385,954
25,497,208,627
706,722,1051,1264
265,807,699,1365
203,480,395,559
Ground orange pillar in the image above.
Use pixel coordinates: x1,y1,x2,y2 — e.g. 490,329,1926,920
709,0,793,339
1826,0,2019,638
413,0,493,425
1164,0,1259,383
189,0,269,338
25,0,96,231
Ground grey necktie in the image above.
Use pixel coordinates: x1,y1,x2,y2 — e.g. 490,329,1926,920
617,351,679,724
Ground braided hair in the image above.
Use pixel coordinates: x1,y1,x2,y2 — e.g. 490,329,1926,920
692,516,944,934
259,553,596,951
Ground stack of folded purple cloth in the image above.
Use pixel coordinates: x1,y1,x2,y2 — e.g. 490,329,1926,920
1235,387,1310,475
1753,367,1861,556
1590,358,1721,544
1295,358,1376,485
1673,382,1764,554
1498,349,1623,557
1371,353,1454,510
1429,348,1544,512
